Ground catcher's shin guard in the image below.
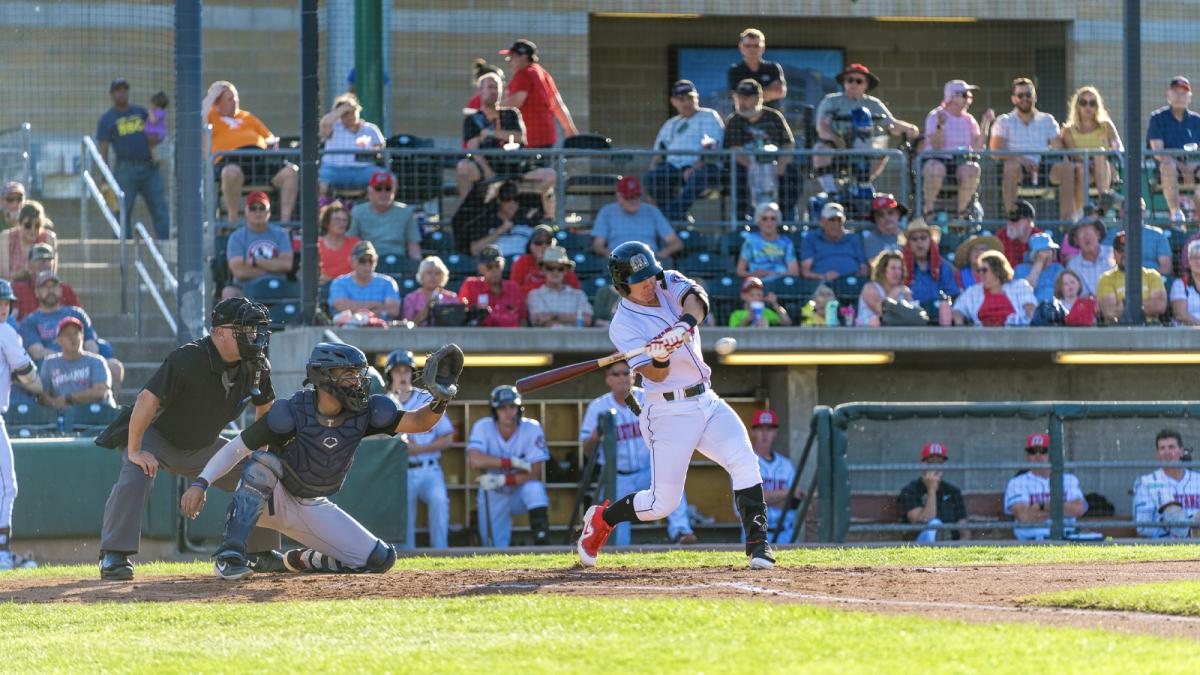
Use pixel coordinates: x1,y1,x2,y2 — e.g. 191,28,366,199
528,506,551,545
217,451,282,558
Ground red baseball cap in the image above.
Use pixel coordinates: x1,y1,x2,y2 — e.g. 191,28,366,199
1026,433,1050,449
921,442,948,461
741,276,764,292
244,191,270,207
751,410,778,428
1170,76,1191,91
56,316,84,335
616,176,643,197
869,193,909,218
368,171,394,189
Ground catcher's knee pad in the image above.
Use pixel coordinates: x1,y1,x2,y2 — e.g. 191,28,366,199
363,540,396,573
221,451,283,555
242,451,283,497
528,507,550,545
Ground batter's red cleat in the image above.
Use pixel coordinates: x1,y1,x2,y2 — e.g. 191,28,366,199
577,500,612,567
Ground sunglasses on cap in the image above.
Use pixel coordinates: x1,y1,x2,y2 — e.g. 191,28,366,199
1025,447,1049,455
371,183,393,191
246,203,268,212
356,256,375,264
955,91,974,99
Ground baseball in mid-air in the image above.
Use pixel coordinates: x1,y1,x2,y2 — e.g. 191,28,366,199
714,337,738,355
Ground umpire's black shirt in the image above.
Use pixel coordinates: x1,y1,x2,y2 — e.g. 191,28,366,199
143,336,274,451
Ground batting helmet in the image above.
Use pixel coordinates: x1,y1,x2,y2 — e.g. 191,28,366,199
609,241,663,297
384,350,415,380
490,384,523,419
305,342,371,413
0,279,15,302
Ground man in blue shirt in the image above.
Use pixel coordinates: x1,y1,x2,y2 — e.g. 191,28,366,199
591,177,683,261
329,241,401,319
96,79,169,239
1102,223,1173,276
1014,233,1064,304
800,202,868,281
1147,76,1200,222
19,271,124,393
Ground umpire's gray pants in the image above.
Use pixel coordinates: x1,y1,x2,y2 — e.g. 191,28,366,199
100,426,280,554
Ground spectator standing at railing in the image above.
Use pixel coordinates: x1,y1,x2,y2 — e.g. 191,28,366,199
856,251,912,327
1132,429,1200,539
1004,433,1088,541
724,78,799,220
1096,231,1167,324
511,224,581,297
728,276,791,328
800,203,867,282
736,202,799,282
317,93,384,196
591,177,682,261
96,78,169,239
899,442,970,542
203,80,299,225
1014,233,1065,304
1,202,55,284
19,271,123,393
527,246,592,328
920,80,993,220
13,243,77,321
36,316,115,410
329,241,401,320
348,172,422,261
458,246,526,327
643,79,726,223
951,250,1036,326
952,233,1003,291
900,218,957,305
402,256,460,327
1064,216,1113,297
499,39,577,148
2,181,24,228
1147,76,1200,223
223,192,293,300
727,28,786,110
862,194,907,263
997,200,1044,268
1171,241,1200,325
1060,86,1123,220
317,201,358,285
990,78,1068,216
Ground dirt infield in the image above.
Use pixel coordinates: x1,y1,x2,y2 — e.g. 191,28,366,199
2,561,1198,639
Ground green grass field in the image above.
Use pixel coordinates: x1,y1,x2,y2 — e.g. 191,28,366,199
1028,581,1200,617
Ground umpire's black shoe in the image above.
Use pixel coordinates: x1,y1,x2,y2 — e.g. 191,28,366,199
99,552,134,581
747,541,776,570
213,551,253,581
248,549,288,573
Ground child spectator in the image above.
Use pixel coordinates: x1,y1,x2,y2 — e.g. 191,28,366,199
1054,269,1097,326
145,91,169,145
728,276,791,327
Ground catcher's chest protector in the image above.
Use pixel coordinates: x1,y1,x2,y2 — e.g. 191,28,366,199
276,390,371,498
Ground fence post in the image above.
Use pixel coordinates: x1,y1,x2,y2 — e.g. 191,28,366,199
1048,412,1066,540
831,418,852,543
814,405,834,542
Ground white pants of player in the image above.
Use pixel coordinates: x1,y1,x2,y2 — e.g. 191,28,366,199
606,466,692,546
0,419,14,530
477,480,549,547
255,481,380,568
405,463,449,549
634,389,762,524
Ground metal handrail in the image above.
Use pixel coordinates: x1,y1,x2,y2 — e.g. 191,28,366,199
80,136,127,314
0,123,32,187
132,221,177,337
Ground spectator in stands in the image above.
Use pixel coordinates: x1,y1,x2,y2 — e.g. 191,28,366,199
591,177,683,260
317,201,358,284
800,203,867,281
20,271,123,392
899,442,970,542
318,93,384,196
1065,216,1113,297
36,316,115,410
1004,433,1088,541
862,194,907,262
952,250,1036,326
511,224,581,296
727,28,786,109
749,409,798,543
643,79,725,222
901,218,957,305
465,59,504,111
1,202,55,283
990,77,1069,217
1171,241,1200,326
921,80,994,220
499,39,577,148
1102,221,1173,276
457,73,556,215
952,233,1003,290
459,178,538,258
1147,76,1200,223
96,78,169,239
1054,269,1097,326
1060,86,1123,219
1014,233,1064,304
813,64,918,194
723,78,799,219
2,181,24,228
13,244,76,321
223,192,293,299
458,246,525,327
1097,231,1167,324
728,276,791,327
1132,429,1200,539
202,80,299,224
527,246,592,327
347,171,422,261
402,255,460,327
329,241,401,320
736,202,799,282
996,200,1043,268
856,251,912,326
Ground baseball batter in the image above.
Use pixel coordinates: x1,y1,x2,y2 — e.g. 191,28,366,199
577,242,774,569
1003,433,1088,540
469,385,551,547
180,342,462,579
1132,429,1200,539
579,361,696,545
385,350,454,549
0,280,43,571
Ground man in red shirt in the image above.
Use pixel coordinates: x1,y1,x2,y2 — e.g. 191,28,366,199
457,246,526,327
13,244,79,320
500,39,578,148
997,200,1043,268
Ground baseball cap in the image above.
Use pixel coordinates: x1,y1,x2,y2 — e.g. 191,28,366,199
28,243,55,261
36,270,60,286
735,78,762,97
671,80,698,97
1026,232,1059,255
943,79,980,101
540,245,574,268
368,171,394,189
3,180,25,196
1170,76,1191,91
616,175,643,197
1112,230,1127,252
110,78,129,92
1007,200,1036,221
1026,433,1050,449
869,193,909,218
245,191,270,207
741,276,764,292
921,442,949,461
500,39,538,61
821,202,846,220
56,316,84,335
352,240,376,259
478,245,503,264
751,410,779,428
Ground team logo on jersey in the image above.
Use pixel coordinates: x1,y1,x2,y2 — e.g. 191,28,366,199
323,436,339,449
630,254,648,272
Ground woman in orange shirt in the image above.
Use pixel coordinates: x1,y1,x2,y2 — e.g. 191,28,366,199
317,201,359,284
203,80,299,225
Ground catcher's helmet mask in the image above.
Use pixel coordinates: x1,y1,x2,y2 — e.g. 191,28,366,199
305,342,372,413
490,384,523,420
609,241,664,297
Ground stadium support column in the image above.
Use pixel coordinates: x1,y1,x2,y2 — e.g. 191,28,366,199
1122,0,1143,324
354,0,384,126
175,0,204,343
300,0,319,323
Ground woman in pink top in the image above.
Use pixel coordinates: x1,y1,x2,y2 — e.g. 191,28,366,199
317,201,359,284
402,255,460,326
920,80,995,220
1,201,56,282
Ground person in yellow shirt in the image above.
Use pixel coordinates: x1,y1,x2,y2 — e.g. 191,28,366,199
1096,231,1167,324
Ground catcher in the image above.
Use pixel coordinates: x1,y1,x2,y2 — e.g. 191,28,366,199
180,341,463,580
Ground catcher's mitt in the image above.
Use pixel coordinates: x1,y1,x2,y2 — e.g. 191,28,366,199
422,343,464,404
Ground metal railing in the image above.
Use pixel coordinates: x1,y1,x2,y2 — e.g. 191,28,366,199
80,136,127,314
0,123,32,188
132,221,178,336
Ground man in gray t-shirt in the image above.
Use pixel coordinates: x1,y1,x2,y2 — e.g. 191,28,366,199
591,176,682,261
224,191,294,299
37,316,115,409
349,171,422,260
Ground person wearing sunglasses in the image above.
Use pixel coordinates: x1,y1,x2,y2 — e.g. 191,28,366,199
1096,231,1167,324
862,193,908,262
348,171,422,261
1060,86,1123,221
726,28,786,110
899,218,957,306
1004,433,1088,541
921,80,994,221
458,245,526,327
511,224,580,296
736,202,799,282
1,201,56,284
223,191,293,300
317,92,385,197
527,245,592,327
2,181,25,228
329,240,401,320
591,176,682,261
951,250,1036,326
1147,76,1200,223
990,77,1069,216
643,79,726,223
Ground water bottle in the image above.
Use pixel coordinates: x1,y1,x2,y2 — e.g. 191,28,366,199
938,292,953,327
824,300,839,326
840,306,856,326
56,412,66,435
575,308,584,327
750,300,765,325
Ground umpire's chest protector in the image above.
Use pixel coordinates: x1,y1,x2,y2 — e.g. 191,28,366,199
270,390,392,498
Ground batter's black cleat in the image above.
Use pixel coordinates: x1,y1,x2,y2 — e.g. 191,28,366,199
99,552,134,581
213,551,253,581
747,541,776,570
248,549,288,573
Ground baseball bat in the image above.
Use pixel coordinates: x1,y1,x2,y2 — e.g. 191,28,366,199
515,345,647,394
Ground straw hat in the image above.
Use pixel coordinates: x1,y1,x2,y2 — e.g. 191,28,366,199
953,233,1003,269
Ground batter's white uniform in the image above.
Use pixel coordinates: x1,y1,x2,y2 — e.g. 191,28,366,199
468,416,550,547
608,270,763,524
0,322,32,537
1003,471,1087,540
392,389,454,549
758,451,797,544
1132,468,1200,539
579,388,693,545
